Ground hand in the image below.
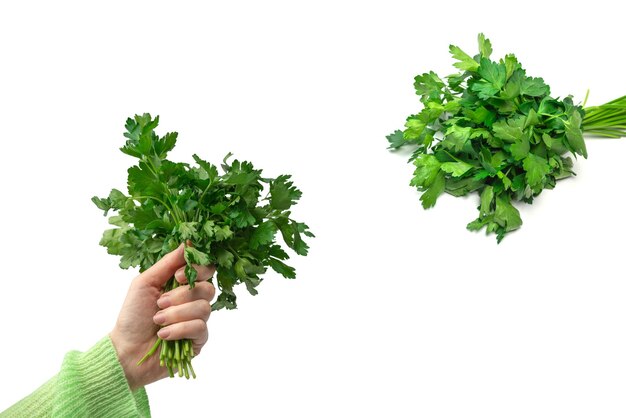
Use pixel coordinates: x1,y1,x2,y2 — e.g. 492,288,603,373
109,244,216,391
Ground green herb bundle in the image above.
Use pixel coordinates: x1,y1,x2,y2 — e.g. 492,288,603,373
93,114,313,377
388,34,626,242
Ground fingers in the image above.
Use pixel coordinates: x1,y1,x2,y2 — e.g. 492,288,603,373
173,264,216,285
153,299,212,326
154,281,215,356
141,244,186,288
157,319,208,346
157,281,216,309
137,243,215,288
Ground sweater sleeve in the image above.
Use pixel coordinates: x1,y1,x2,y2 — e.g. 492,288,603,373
1,336,151,418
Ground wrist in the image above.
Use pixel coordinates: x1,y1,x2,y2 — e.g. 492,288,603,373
109,330,141,391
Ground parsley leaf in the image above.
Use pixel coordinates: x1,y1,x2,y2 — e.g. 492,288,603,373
387,33,625,242
449,44,479,72
94,113,312,305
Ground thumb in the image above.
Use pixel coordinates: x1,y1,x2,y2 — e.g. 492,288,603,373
141,243,186,288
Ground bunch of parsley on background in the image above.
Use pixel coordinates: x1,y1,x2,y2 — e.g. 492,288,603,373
93,114,313,378
388,33,626,242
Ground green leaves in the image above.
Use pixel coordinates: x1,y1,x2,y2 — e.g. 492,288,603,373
192,154,219,182
91,188,131,216
389,34,589,242
184,246,210,265
510,136,530,160
269,258,296,279
386,130,405,149
216,248,235,268
440,161,473,177
177,222,198,240
413,71,445,103
564,109,587,158
270,175,302,210
94,114,312,309
250,221,277,250
127,163,166,198
523,153,550,188
410,154,447,208
410,154,441,188
121,114,178,159
494,196,522,233
470,57,507,99
479,185,494,216
492,117,524,142
449,45,479,72
478,33,492,58
420,171,445,208
520,77,550,97
214,225,233,241
477,58,506,91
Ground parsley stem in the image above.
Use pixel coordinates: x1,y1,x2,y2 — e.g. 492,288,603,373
132,195,176,220
188,360,196,379
539,112,566,122
194,179,213,222
582,89,590,108
443,150,465,163
142,156,186,223
137,337,162,366
582,95,626,138
228,245,242,261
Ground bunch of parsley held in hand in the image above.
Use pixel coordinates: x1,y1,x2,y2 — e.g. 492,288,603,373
387,33,626,242
92,114,313,378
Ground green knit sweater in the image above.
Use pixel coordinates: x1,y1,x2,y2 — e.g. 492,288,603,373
1,336,151,417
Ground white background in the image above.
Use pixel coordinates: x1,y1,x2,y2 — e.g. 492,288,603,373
1,1,625,417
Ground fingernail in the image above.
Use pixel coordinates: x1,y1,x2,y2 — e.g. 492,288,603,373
158,328,170,339
153,312,165,325
174,267,185,283
157,295,171,309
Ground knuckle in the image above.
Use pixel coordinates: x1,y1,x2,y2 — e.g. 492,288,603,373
172,287,190,304
195,281,214,299
197,299,212,317
192,318,206,334
173,325,186,340
205,283,216,301
197,265,210,279
200,325,209,343
163,308,177,324
172,322,187,338
201,282,215,301
130,276,142,289
166,290,181,306
131,273,149,288
178,321,190,335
